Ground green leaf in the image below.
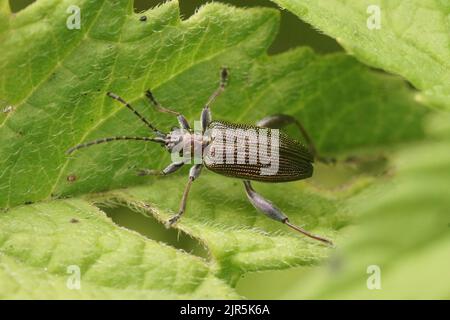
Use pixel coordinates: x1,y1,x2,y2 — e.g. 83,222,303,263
0,0,428,298
0,199,239,299
271,0,450,110
237,113,450,299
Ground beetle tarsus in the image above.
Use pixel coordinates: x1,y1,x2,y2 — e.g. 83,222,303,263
220,66,229,85
166,214,181,228
203,67,229,109
145,89,181,116
284,219,334,247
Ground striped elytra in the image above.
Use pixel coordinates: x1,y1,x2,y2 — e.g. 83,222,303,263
203,120,314,182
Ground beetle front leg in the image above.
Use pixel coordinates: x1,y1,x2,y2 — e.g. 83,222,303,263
166,164,203,227
137,161,184,176
145,90,191,130
201,67,228,132
257,114,335,164
243,180,333,246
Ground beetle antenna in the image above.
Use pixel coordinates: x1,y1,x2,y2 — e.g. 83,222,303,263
107,92,165,136
284,220,334,246
66,136,165,155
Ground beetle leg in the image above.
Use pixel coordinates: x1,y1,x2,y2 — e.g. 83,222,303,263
145,90,190,130
243,180,333,246
166,164,203,227
200,106,211,133
204,67,228,109
137,161,184,176
201,67,228,132
256,114,335,164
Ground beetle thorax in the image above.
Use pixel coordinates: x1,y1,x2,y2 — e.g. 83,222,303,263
164,129,210,161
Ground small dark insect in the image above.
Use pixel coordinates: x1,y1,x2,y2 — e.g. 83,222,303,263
67,68,334,246
139,15,147,22
70,218,79,223
67,174,77,182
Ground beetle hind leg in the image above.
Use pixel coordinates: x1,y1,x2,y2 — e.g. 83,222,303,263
257,114,335,164
243,180,333,246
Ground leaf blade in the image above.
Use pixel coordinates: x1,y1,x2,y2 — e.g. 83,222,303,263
271,0,450,110
0,198,239,299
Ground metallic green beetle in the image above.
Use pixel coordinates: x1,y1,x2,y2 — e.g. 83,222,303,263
67,68,333,246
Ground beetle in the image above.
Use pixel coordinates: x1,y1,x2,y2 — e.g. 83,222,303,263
67,68,333,246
